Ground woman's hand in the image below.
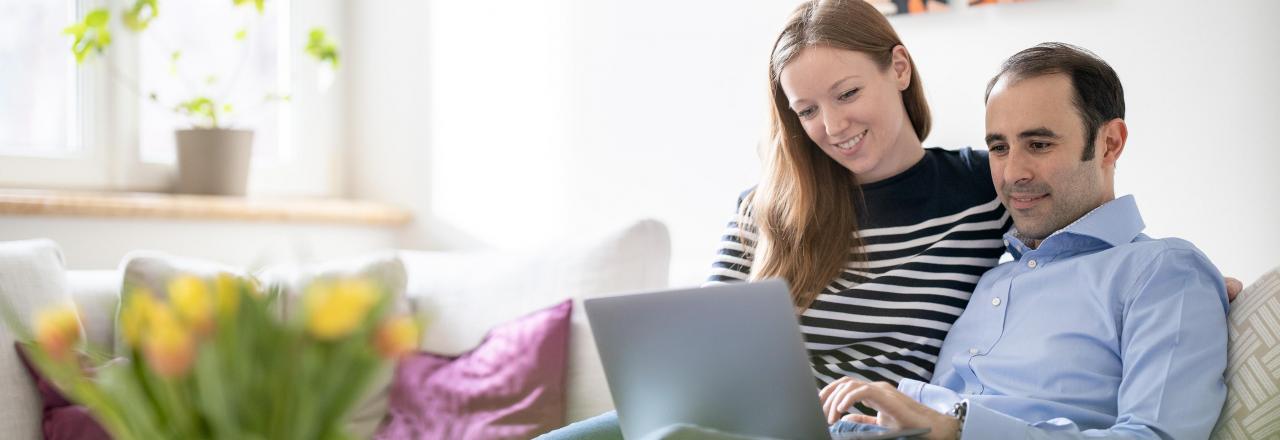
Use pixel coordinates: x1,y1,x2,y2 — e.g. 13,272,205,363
819,377,960,440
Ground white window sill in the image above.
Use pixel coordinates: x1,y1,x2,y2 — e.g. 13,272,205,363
0,189,411,227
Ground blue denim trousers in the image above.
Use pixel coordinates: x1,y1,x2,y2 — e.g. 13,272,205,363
536,411,884,439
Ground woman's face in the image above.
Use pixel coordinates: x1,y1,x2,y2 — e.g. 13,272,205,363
778,45,921,183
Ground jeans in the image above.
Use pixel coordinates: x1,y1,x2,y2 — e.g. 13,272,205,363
536,411,883,439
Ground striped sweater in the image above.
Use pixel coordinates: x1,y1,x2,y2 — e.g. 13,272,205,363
707,147,1011,388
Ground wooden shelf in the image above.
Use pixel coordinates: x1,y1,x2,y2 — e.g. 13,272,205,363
0,189,412,227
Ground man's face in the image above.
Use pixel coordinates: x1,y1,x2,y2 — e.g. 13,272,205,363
985,74,1110,242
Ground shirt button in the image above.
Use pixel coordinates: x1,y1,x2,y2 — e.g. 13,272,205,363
1027,259,1038,268
969,348,979,355
991,297,1001,306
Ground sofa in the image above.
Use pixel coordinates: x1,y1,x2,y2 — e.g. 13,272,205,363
0,218,672,439
3,219,1278,440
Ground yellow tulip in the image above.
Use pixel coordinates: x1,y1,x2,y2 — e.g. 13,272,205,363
304,278,380,341
120,288,157,348
142,304,195,379
34,305,81,361
169,275,214,335
374,315,419,359
214,273,241,318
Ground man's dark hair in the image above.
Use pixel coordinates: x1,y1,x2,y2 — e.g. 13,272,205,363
984,42,1125,161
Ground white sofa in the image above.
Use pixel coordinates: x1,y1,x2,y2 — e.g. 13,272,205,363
3,219,672,439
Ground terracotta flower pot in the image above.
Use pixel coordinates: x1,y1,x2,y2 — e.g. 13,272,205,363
174,128,253,196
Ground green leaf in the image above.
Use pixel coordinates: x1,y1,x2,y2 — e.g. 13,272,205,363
232,0,266,14
263,92,291,103
86,9,110,27
122,0,159,32
169,51,181,75
305,27,339,69
64,8,113,64
174,96,220,128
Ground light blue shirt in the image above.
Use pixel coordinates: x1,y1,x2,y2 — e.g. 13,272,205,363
897,195,1229,439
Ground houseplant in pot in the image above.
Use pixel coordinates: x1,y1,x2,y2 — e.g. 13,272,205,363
64,0,340,196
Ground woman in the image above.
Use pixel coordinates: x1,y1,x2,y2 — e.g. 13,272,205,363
541,2,1003,437
544,0,1243,437
708,0,1006,395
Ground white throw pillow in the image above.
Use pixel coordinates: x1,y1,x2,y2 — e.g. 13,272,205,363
401,218,671,423
0,239,82,440
1213,266,1280,439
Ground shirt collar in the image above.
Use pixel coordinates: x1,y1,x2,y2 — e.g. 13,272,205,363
1004,195,1146,256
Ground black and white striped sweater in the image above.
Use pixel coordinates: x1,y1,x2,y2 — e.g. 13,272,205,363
707,147,1011,388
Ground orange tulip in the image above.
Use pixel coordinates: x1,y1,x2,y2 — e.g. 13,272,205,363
374,315,420,359
34,305,81,361
142,304,195,379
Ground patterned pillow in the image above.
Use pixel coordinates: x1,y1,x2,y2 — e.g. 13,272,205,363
1212,266,1280,439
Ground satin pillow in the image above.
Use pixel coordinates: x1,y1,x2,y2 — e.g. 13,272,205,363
377,299,572,440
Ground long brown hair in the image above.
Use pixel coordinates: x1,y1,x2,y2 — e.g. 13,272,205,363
748,0,931,308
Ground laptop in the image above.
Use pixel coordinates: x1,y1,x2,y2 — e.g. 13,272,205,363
584,279,929,440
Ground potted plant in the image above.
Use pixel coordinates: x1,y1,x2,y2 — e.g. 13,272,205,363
63,0,340,196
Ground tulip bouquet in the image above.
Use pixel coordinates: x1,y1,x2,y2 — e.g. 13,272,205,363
4,274,420,440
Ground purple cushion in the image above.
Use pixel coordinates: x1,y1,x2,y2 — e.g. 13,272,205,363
377,299,572,440
13,343,112,440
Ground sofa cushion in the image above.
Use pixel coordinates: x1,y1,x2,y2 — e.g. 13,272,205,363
377,299,572,439
0,239,82,440
1213,266,1280,439
401,218,671,423
66,271,122,353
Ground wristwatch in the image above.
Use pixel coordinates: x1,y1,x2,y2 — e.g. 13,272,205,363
949,400,968,440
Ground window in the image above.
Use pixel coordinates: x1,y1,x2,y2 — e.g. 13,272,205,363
1,0,337,195
0,0,80,158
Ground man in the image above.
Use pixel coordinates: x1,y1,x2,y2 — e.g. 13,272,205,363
820,42,1229,439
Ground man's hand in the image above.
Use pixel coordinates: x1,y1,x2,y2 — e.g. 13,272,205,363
1226,277,1243,302
819,377,960,440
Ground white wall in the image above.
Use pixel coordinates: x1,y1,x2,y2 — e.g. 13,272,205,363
347,0,1280,286
892,0,1280,284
